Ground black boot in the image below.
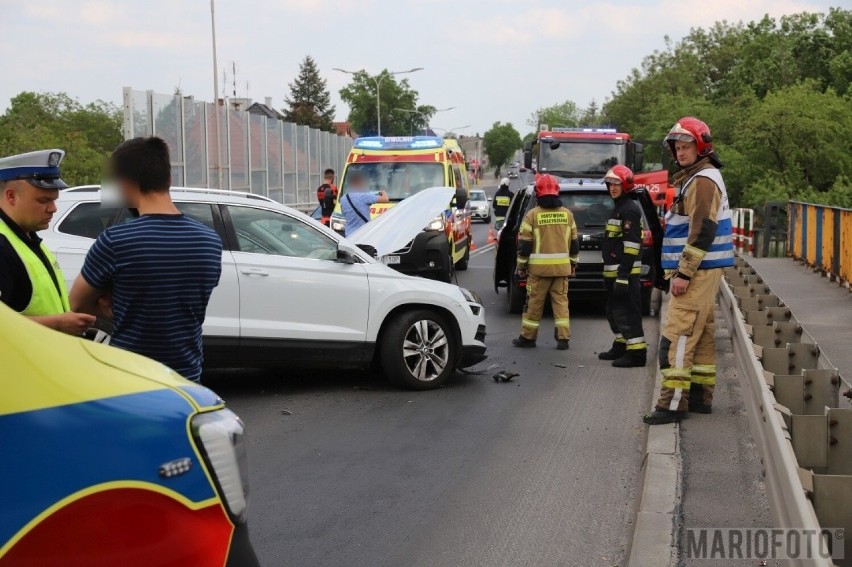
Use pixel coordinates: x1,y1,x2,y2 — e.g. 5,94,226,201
612,349,647,368
688,383,712,413
598,341,626,361
643,409,686,425
556,339,570,350
512,336,537,348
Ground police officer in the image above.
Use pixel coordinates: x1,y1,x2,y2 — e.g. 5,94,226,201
644,117,734,425
493,177,513,223
512,174,579,350
598,165,647,367
0,150,95,334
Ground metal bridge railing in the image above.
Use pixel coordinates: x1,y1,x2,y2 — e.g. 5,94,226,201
721,257,852,566
788,201,852,288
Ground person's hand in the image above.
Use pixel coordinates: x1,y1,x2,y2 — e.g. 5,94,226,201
55,312,97,335
570,263,577,278
614,280,628,297
516,267,528,280
671,276,690,297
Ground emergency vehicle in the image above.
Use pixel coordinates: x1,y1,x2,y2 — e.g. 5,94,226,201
0,305,258,566
332,136,473,283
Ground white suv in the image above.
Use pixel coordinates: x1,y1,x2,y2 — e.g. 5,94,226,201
44,186,487,390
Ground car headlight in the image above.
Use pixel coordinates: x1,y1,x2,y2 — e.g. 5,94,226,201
460,287,482,305
424,215,444,232
192,408,249,522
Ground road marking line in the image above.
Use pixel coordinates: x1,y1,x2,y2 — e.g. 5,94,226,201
470,244,495,257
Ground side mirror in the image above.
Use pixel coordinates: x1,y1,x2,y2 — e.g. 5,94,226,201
336,246,357,264
523,141,533,170
628,142,645,172
495,219,505,231
455,187,468,208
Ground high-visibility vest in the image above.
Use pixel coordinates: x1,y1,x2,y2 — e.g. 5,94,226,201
0,219,70,316
661,168,734,270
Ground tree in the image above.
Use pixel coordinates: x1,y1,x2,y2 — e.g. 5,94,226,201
601,8,852,208
483,122,522,176
527,100,580,130
0,91,122,186
283,56,335,131
339,70,434,136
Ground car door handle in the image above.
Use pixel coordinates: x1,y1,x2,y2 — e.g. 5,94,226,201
240,268,269,277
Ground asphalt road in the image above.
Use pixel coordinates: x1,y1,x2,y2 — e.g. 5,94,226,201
205,178,660,567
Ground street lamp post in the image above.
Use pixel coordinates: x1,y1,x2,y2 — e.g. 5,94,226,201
394,107,455,135
210,0,223,188
333,67,424,136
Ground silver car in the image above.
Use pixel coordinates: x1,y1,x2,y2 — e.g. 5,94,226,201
468,190,491,223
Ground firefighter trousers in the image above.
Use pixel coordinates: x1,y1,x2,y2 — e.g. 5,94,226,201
655,268,724,412
604,277,646,351
520,275,570,341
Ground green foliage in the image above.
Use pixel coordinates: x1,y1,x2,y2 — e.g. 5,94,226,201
527,100,580,130
483,122,522,175
0,92,122,186
602,8,852,208
284,56,335,131
339,71,433,136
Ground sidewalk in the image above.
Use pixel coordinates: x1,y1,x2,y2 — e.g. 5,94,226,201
748,257,852,379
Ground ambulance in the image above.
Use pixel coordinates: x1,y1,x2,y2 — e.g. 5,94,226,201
331,136,472,282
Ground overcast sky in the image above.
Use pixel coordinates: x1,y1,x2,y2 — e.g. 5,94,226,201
0,0,840,136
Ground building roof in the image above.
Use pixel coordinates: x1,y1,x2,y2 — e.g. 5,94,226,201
245,102,285,120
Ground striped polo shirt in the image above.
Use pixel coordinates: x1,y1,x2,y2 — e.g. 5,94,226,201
81,214,222,381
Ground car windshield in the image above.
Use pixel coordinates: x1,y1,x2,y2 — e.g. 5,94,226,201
558,192,613,228
341,162,445,201
470,191,487,201
539,142,625,176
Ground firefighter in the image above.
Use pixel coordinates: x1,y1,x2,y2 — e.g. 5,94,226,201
316,168,337,227
512,174,579,350
493,177,513,223
644,117,734,425
598,165,647,367
0,149,96,334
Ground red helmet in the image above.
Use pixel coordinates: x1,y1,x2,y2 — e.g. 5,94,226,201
534,174,560,198
603,165,635,193
665,116,714,157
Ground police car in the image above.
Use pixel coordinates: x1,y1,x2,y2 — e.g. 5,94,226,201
43,186,487,390
0,303,259,566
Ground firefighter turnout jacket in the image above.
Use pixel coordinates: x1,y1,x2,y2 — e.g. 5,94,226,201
602,196,643,282
517,206,580,277
661,158,734,276
493,186,513,219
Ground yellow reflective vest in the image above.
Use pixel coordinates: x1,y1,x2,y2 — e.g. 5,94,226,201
517,206,579,277
0,219,70,316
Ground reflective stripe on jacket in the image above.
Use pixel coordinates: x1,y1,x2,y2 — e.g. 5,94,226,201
0,219,69,316
662,167,734,271
517,206,579,277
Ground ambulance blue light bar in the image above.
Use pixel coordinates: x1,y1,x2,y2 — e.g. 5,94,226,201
354,136,443,150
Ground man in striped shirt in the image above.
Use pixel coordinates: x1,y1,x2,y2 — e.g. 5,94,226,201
70,137,222,382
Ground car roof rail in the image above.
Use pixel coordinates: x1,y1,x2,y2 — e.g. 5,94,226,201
64,185,277,204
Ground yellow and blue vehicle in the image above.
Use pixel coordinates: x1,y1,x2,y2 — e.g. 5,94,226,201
0,305,258,567
331,136,473,283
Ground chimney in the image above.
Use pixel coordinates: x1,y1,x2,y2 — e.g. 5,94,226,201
265,96,273,108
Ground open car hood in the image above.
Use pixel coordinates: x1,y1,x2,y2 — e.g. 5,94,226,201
349,186,454,258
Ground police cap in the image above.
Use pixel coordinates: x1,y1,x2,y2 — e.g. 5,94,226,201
0,149,69,189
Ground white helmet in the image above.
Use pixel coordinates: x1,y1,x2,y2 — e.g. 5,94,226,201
500,177,510,186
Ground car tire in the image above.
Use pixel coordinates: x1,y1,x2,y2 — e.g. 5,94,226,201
381,310,457,390
507,279,526,314
455,240,470,271
484,215,492,224
437,253,455,283
642,286,653,316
